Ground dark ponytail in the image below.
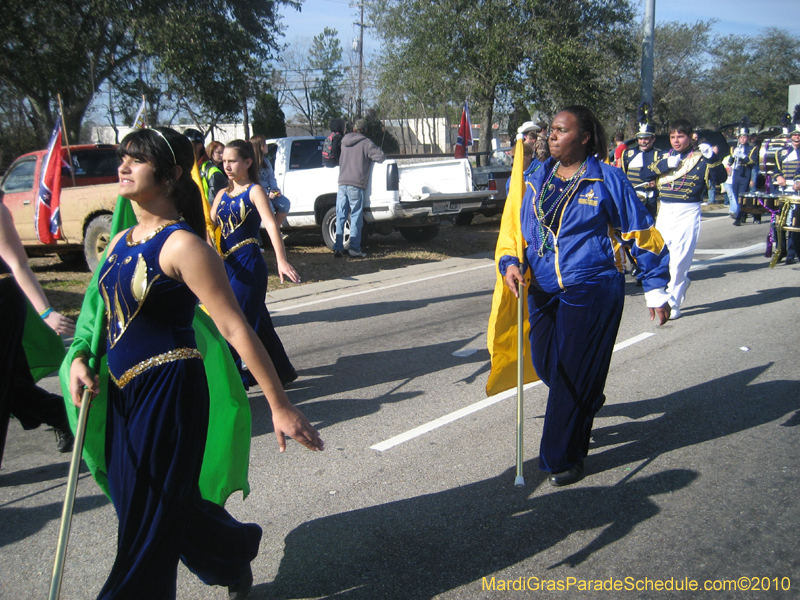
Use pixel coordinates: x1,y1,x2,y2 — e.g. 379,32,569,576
117,127,205,237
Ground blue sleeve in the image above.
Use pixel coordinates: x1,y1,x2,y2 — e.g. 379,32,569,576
263,159,279,190
498,255,520,276
601,164,670,293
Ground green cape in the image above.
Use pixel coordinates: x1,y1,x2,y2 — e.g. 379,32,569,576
58,197,252,505
23,298,67,382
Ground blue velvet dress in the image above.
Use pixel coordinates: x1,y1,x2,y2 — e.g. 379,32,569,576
97,221,261,599
217,185,296,387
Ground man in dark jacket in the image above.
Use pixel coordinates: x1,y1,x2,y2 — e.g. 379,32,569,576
333,119,386,258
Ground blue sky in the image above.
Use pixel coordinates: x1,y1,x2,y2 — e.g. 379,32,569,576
277,0,800,54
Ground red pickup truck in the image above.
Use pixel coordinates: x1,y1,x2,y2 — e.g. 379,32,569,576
0,144,126,271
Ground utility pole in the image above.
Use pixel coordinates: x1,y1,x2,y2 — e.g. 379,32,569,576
354,1,365,119
640,0,655,106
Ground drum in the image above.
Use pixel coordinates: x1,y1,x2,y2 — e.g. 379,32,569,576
739,192,766,214
754,192,780,211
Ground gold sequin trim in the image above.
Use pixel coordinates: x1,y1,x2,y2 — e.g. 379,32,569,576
221,237,260,260
109,348,202,389
126,218,184,246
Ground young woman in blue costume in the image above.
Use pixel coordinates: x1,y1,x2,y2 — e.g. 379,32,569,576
68,127,323,600
210,140,300,388
500,106,671,488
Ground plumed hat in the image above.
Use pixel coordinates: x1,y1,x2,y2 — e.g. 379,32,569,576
636,102,655,137
792,105,800,134
780,112,792,135
737,117,750,137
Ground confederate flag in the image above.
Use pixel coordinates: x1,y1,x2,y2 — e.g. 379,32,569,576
454,101,473,159
35,117,65,243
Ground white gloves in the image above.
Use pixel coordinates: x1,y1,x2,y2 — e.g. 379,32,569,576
698,143,713,159
667,155,681,169
733,146,746,159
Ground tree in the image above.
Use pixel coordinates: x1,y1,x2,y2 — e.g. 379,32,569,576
648,21,714,130
0,84,39,168
278,29,346,134
369,0,634,153
252,91,288,138
0,0,134,145
0,0,297,145
362,109,399,154
309,28,345,128
705,28,800,129
370,0,529,153
523,0,635,119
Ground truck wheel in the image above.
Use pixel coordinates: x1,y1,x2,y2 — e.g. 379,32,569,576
399,225,440,242
84,214,113,273
454,212,474,226
322,207,349,251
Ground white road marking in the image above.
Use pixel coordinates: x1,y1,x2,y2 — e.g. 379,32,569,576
270,262,494,313
272,243,762,313
452,348,478,357
690,243,764,271
371,332,656,451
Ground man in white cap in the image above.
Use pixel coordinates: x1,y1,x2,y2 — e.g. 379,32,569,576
509,121,544,190
517,121,541,145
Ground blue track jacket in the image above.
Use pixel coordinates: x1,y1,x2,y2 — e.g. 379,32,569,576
500,156,670,302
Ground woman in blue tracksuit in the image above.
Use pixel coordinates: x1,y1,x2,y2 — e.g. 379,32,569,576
500,106,671,487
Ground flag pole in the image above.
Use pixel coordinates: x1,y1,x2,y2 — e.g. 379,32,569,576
48,388,92,600
56,94,76,189
50,284,107,598
514,280,525,487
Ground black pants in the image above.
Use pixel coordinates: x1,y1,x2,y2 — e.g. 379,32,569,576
0,279,69,467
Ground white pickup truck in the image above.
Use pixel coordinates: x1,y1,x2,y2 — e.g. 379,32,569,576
266,136,494,249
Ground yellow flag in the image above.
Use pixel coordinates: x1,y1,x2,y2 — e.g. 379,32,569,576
191,161,221,249
485,140,539,396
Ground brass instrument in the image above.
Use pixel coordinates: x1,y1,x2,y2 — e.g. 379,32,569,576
769,193,800,268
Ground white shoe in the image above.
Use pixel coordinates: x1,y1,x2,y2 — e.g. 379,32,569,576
669,306,681,320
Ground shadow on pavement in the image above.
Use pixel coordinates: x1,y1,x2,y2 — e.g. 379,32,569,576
271,288,493,328
255,467,695,600
0,493,108,548
252,365,796,599
249,335,490,437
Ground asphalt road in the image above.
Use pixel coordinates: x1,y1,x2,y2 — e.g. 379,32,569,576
1,207,798,599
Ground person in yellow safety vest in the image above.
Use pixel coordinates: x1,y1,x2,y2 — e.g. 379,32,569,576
184,128,227,205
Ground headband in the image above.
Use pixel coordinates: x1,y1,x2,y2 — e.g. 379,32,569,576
150,128,177,164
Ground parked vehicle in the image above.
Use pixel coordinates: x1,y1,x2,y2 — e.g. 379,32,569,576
266,137,495,249
0,144,123,271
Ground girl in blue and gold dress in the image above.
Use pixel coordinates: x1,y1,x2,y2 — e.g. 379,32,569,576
69,127,323,599
210,140,300,388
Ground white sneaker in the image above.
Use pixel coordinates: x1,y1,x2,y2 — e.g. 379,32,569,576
669,306,681,320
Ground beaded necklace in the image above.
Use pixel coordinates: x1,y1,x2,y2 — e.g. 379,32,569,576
531,160,587,256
